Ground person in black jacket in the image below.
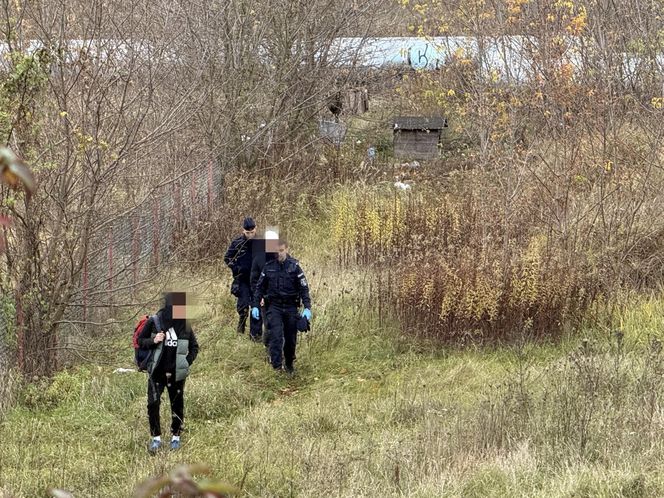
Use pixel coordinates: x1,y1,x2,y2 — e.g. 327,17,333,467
138,291,199,454
252,240,311,373
224,217,256,335
248,238,266,342
249,237,278,345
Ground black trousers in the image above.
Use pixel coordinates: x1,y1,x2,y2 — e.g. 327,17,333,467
261,304,272,349
147,372,185,437
236,280,252,312
265,304,298,369
235,280,252,333
249,289,263,340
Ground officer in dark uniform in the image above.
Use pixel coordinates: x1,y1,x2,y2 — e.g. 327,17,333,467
248,237,277,342
250,234,280,348
251,239,311,373
224,217,256,334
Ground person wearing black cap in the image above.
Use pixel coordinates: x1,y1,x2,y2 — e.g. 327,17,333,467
251,239,312,374
224,217,256,335
137,291,199,453
249,232,281,345
248,237,266,342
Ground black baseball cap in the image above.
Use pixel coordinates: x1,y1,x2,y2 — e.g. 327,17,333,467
243,217,256,230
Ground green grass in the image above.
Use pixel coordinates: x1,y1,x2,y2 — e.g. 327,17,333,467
3,263,664,496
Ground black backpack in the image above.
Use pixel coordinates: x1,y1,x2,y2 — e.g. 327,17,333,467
132,314,162,371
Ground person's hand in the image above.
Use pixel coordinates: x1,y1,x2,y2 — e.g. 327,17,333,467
302,308,312,320
154,332,165,344
251,307,260,320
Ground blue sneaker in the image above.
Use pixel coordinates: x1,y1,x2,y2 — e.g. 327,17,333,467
148,438,161,454
170,438,181,451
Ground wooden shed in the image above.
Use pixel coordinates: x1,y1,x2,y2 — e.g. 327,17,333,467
344,87,369,115
327,87,369,119
393,116,448,159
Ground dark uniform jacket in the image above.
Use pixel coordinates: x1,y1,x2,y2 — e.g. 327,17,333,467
251,251,277,292
253,255,311,308
224,235,253,282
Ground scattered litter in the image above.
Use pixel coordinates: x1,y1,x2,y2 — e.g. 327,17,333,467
394,181,412,190
113,368,137,374
400,161,420,170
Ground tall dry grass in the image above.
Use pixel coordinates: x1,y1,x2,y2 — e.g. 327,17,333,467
330,123,664,342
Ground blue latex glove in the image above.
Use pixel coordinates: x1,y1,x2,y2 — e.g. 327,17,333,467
251,307,260,320
302,308,312,320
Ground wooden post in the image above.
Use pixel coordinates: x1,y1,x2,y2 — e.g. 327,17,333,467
108,226,114,293
190,175,197,220
15,290,24,373
132,215,139,291
175,182,182,229
152,197,160,267
207,161,214,213
83,254,88,322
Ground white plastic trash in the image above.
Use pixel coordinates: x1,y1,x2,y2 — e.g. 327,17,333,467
113,368,137,374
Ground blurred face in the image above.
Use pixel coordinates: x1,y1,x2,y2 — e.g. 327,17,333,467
168,292,187,319
172,304,187,320
278,243,288,262
266,238,279,253
243,227,256,239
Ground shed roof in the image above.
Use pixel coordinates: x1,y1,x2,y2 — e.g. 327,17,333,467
393,116,448,131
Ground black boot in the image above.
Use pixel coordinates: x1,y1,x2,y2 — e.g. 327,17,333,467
237,308,248,334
